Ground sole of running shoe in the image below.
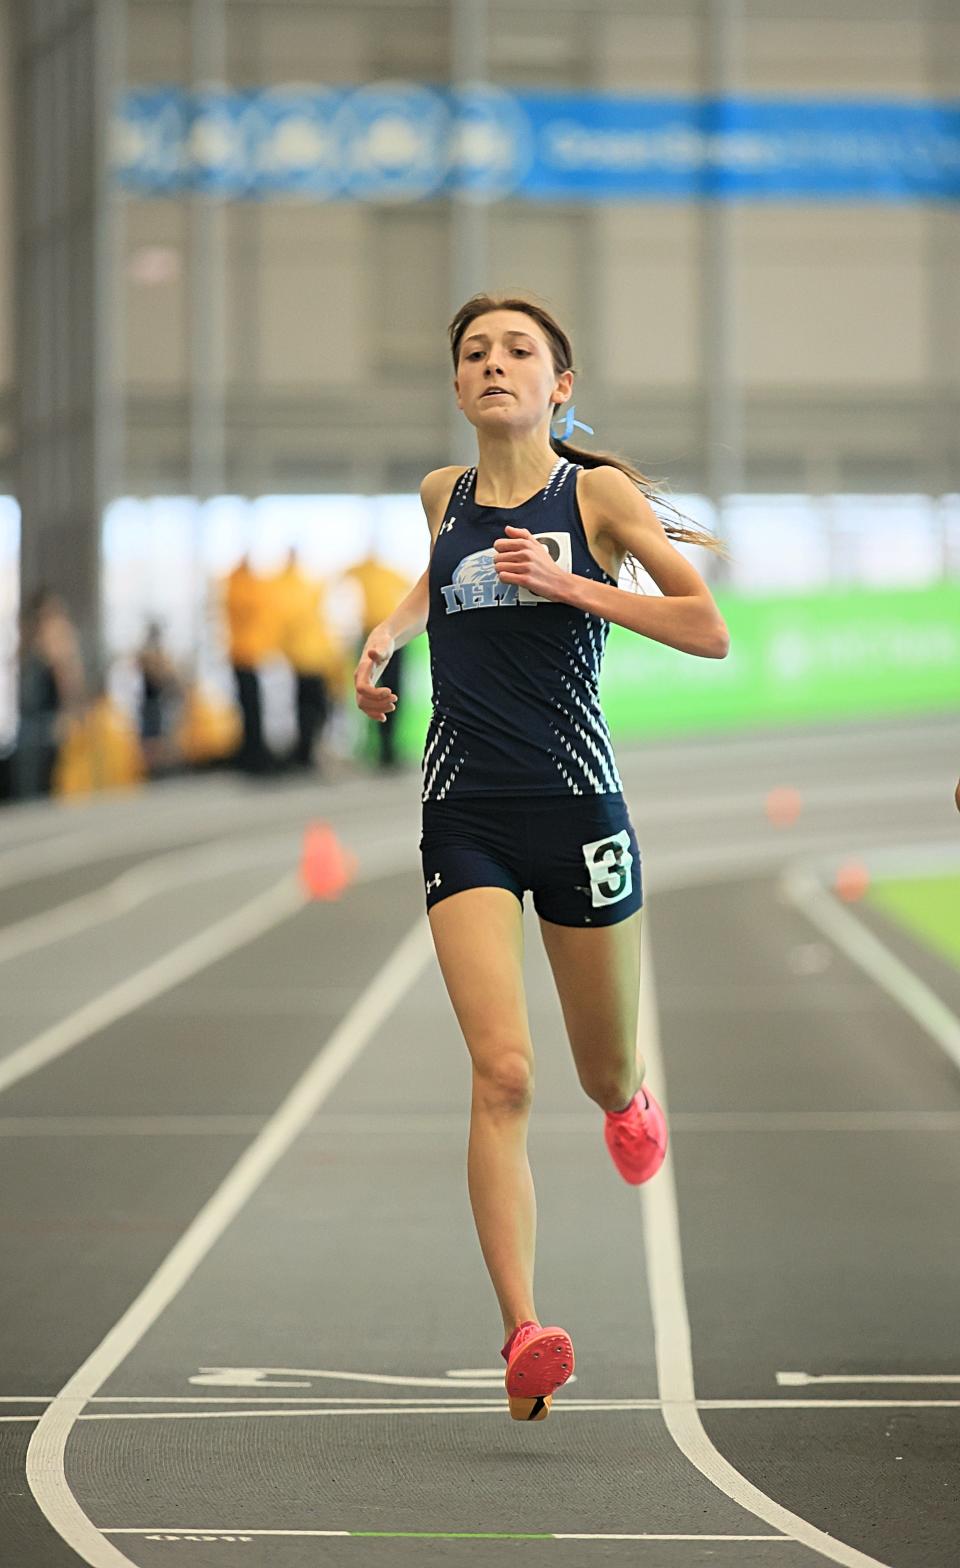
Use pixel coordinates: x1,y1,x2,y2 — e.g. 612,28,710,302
504,1326,575,1422
508,1392,553,1422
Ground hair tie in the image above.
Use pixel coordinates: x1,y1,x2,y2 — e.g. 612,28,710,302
551,405,594,442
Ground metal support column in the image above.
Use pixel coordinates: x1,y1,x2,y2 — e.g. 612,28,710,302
700,0,744,563
924,0,960,560
13,0,125,677
448,0,490,464
188,0,228,662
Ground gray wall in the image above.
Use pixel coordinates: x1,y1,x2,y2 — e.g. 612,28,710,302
6,0,960,501
0,0,14,492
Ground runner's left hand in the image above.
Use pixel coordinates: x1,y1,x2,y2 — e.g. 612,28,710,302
494,526,571,601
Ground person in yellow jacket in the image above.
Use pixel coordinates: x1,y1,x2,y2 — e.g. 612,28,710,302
274,550,345,770
222,555,277,773
343,553,411,768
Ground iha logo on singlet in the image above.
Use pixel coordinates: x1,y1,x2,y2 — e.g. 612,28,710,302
441,532,572,613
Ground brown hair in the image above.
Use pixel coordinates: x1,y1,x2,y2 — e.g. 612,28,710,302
449,293,726,559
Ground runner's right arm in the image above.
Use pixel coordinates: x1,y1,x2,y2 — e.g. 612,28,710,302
353,466,465,723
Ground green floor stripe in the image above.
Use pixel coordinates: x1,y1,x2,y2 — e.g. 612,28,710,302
866,872,960,970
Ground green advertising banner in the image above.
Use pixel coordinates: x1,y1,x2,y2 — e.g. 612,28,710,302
361,582,960,762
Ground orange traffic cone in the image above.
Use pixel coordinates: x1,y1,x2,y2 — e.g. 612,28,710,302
300,822,357,900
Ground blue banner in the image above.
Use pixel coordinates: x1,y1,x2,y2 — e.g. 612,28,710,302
113,85,960,202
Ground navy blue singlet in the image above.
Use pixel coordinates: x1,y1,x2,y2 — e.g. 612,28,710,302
422,458,624,803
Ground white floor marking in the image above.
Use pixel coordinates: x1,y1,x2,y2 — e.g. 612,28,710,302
0,831,299,966
67,1398,960,1422
26,914,434,1568
0,1116,267,1137
189,1363,519,1390
781,863,960,1078
779,1372,960,1387
101,1529,783,1542
638,919,895,1568
5,1404,960,1430
0,873,306,1099
667,1111,960,1132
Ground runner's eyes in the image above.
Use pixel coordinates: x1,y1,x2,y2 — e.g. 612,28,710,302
464,349,531,360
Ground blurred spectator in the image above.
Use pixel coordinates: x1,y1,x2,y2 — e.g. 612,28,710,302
175,681,242,769
136,620,183,774
54,677,145,799
274,550,345,771
223,555,276,774
14,588,86,799
343,553,411,769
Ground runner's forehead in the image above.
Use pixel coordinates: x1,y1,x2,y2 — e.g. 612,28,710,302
461,322,541,348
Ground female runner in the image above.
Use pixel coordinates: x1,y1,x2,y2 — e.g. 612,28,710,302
354,294,728,1421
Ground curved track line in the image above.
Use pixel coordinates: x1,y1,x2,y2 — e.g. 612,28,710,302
639,919,893,1568
26,916,433,1568
781,862,960,1078
0,873,305,1098
0,831,300,965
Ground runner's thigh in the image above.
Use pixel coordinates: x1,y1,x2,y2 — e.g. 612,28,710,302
538,911,641,1084
429,887,533,1076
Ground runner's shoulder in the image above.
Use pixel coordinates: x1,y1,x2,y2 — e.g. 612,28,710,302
420,465,470,529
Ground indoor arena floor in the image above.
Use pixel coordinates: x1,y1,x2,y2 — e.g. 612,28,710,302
1,712,959,1568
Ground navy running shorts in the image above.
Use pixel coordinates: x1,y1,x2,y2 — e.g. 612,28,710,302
420,793,642,928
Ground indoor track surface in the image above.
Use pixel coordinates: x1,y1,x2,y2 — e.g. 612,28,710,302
1,713,958,1568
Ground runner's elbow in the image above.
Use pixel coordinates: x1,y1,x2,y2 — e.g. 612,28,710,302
700,616,730,659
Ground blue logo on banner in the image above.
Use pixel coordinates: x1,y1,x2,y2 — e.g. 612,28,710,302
335,82,450,201
113,86,960,203
447,84,535,200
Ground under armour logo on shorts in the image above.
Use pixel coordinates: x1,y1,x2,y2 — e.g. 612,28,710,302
426,872,443,892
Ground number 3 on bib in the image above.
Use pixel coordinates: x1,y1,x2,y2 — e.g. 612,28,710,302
581,830,633,908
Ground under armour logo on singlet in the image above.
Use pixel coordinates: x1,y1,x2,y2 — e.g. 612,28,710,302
440,516,456,534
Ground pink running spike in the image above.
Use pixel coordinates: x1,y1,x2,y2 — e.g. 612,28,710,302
604,1086,668,1185
502,1321,575,1422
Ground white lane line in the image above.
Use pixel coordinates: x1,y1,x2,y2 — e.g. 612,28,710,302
26,915,434,1568
10,1399,960,1428
101,1529,783,1542
0,833,299,966
638,919,894,1568
68,1398,960,1421
779,1373,960,1387
0,1117,266,1137
781,864,960,1078
667,1111,960,1132
246,1108,960,1134
0,874,306,1099
637,776,945,826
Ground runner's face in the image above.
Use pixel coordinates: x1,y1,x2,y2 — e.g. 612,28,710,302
454,311,572,433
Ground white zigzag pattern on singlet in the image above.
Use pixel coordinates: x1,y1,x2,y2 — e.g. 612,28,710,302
422,717,445,775
453,467,476,504
436,755,465,800
546,745,583,795
583,613,606,671
543,459,569,500
552,461,576,495
550,723,605,794
558,684,621,791
423,723,460,801
566,635,608,732
571,619,602,683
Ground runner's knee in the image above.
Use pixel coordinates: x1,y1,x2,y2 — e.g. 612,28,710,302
471,1049,534,1115
577,1059,637,1113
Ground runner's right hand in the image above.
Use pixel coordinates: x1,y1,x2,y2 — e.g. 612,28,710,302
354,632,398,723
